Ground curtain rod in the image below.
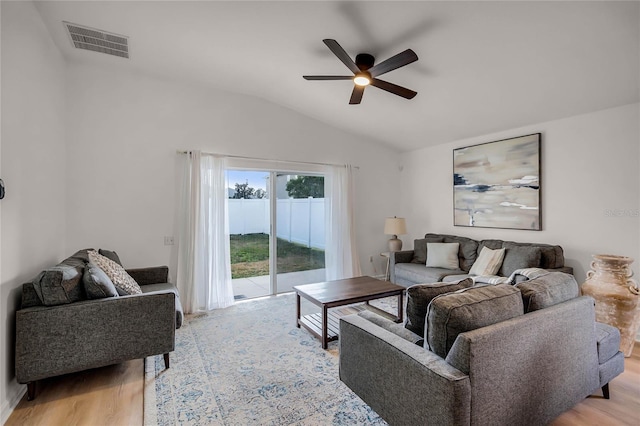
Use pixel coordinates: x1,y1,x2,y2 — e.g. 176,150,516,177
176,150,359,169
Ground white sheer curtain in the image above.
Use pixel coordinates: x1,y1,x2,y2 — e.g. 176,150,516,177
177,150,234,313
325,164,362,280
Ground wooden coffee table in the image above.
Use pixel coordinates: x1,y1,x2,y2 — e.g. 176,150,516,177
293,276,404,349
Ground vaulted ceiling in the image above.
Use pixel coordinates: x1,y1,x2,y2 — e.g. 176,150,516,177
34,1,639,151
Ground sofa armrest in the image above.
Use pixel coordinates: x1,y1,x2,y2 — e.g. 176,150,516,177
126,266,169,285
339,314,470,426
389,250,414,283
548,266,574,275
391,250,414,264
445,296,599,425
358,310,423,345
16,292,176,383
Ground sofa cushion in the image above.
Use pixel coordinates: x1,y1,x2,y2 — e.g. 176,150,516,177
31,264,84,306
442,274,474,283
515,272,578,312
469,247,506,276
502,241,565,270
83,262,119,299
411,236,444,264
426,243,460,269
500,246,542,277
395,263,465,284
425,284,524,358
88,250,142,295
595,322,621,364
478,239,504,252
405,279,473,336
98,249,122,266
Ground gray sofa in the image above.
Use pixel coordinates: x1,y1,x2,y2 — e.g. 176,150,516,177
339,272,624,426
15,249,183,400
390,233,573,287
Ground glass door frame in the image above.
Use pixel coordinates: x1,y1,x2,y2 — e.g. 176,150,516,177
225,159,327,297
268,171,278,295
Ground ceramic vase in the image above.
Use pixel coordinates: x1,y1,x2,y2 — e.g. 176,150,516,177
581,254,640,357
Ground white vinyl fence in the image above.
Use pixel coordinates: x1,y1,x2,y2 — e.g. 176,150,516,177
228,198,325,250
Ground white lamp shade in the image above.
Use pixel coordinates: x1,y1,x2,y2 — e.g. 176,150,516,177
384,217,407,235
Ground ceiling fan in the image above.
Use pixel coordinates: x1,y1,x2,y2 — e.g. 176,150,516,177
303,39,418,105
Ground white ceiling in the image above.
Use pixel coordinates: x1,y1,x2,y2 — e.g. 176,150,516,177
34,1,640,152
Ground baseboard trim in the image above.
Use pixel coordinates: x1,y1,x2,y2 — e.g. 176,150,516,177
1,384,26,425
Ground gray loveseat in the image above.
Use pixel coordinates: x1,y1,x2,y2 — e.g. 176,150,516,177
390,233,573,287
15,249,183,400
339,272,624,426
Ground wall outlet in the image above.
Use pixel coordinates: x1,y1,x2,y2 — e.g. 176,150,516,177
369,255,373,263
164,236,174,246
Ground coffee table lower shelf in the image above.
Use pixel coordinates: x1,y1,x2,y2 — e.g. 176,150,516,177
298,312,341,344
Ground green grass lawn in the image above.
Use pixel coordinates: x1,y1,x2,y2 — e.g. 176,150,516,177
230,233,325,279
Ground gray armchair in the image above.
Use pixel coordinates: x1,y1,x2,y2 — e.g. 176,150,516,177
15,253,182,400
339,274,624,425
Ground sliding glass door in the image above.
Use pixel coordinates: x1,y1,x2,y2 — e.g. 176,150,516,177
274,173,326,293
226,169,326,300
226,170,271,300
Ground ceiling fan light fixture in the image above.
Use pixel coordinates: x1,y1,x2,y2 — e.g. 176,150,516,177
354,73,371,86
304,39,418,104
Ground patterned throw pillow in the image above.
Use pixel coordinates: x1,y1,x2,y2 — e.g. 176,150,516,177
88,250,142,295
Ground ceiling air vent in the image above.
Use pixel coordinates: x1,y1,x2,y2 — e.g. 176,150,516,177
63,21,129,59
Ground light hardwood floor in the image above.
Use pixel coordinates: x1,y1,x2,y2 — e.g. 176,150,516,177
6,344,639,426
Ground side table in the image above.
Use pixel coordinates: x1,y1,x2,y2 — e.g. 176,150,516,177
380,252,390,281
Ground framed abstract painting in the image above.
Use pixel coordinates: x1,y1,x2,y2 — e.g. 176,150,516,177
453,133,541,230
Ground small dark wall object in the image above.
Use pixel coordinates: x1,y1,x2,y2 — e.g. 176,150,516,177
0,179,4,199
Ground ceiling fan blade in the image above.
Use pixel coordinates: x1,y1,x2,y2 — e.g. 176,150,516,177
303,76,354,80
349,85,365,104
323,39,360,74
370,78,417,99
369,49,418,78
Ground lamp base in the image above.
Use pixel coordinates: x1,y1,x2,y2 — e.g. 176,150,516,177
388,236,403,252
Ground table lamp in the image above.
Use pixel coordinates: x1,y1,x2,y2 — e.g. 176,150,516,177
384,216,407,252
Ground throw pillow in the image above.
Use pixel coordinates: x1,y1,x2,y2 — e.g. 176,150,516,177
469,247,506,276
411,236,444,264
426,243,460,270
425,284,524,358
99,249,122,266
412,239,429,264
440,235,479,272
31,265,84,306
88,250,142,295
500,246,542,277
405,279,473,336
83,262,119,299
515,272,578,313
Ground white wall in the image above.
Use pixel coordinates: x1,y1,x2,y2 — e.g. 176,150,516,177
0,1,68,421
64,62,401,283
399,103,640,284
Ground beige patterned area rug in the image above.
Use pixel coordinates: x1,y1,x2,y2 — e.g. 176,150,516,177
144,293,397,425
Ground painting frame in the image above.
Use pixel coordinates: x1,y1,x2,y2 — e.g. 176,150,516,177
453,133,541,231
